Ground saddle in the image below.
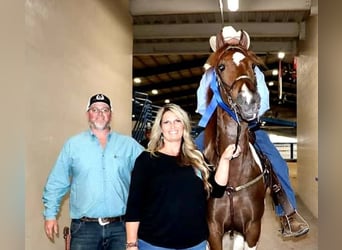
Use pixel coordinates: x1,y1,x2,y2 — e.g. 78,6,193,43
248,128,295,216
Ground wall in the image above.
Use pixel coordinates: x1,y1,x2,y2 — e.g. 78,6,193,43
297,15,318,218
25,0,132,249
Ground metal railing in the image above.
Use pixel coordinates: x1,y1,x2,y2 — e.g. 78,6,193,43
274,142,297,161
132,91,160,143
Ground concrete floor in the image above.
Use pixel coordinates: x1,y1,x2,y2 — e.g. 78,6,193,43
257,193,318,250
258,162,317,249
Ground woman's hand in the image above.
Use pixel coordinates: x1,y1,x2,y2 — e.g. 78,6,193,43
214,144,242,186
221,144,241,161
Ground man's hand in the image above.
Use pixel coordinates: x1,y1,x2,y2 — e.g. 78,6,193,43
44,219,59,241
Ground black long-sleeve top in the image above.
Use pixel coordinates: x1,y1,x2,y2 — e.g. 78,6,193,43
125,151,226,248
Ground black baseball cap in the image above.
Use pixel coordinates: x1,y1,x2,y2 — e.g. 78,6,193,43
86,94,111,110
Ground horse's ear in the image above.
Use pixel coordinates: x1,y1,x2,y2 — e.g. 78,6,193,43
239,30,249,50
216,30,226,51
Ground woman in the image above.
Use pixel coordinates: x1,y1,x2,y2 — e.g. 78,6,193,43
125,104,240,250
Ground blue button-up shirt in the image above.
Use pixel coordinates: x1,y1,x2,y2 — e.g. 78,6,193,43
42,130,144,219
254,66,270,117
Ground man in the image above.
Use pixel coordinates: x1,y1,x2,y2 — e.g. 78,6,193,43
140,123,152,148
196,26,309,238
42,93,144,250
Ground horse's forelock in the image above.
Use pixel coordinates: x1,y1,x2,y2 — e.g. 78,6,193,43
210,44,264,68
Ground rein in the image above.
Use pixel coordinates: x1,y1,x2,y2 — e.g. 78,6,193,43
226,168,267,238
215,73,253,154
226,168,267,194
213,46,262,232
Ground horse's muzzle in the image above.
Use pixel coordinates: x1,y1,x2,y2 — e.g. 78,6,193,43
236,92,261,121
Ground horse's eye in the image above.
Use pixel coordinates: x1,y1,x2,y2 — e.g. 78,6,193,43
218,64,225,71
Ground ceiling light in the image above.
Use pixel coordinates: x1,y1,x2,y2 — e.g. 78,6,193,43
133,77,141,84
268,81,274,86
227,0,239,11
164,99,170,104
151,89,158,95
278,52,285,60
272,69,278,76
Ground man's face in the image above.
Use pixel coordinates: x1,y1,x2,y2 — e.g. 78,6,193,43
87,103,112,130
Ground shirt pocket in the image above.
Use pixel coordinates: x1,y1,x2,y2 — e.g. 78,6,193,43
108,154,132,178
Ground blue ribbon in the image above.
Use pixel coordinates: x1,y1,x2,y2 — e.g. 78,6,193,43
198,75,238,127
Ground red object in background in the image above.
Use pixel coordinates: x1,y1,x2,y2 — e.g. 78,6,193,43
293,56,298,70
292,57,297,83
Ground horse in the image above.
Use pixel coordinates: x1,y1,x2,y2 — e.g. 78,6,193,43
199,42,267,250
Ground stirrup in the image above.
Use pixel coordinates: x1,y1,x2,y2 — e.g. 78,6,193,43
280,211,310,238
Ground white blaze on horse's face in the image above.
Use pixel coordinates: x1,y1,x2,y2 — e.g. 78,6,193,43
240,84,253,104
232,52,245,66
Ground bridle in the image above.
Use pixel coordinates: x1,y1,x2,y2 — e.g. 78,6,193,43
214,45,256,152
214,45,256,120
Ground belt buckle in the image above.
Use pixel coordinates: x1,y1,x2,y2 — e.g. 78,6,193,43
98,218,109,226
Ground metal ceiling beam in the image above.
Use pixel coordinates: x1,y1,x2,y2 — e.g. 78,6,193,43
133,57,207,77
153,95,197,106
149,88,197,101
145,86,296,102
130,0,312,15
133,23,301,39
133,40,297,55
134,77,201,92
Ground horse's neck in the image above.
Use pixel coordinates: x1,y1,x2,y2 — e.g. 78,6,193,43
212,118,249,166
223,122,248,142
220,121,262,183
203,111,250,167
217,114,249,148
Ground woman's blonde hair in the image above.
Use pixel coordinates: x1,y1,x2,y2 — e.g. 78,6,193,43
147,103,212,196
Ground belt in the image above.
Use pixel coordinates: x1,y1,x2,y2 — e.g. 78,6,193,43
79,215,125,226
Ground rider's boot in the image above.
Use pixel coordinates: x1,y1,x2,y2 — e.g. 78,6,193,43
280,211,310,238
271,175,310,238
249,129,310,238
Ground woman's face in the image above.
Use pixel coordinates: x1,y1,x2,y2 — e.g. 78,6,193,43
161,110,184,143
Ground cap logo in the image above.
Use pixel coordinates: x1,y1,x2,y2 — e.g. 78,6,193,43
95,94,105,101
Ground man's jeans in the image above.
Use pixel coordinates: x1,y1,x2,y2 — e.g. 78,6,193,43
138,239,207,250
70,219,126,250
254,129,297,216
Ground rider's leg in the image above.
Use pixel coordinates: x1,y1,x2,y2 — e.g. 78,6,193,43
194,128,205,152
255,130,296,213
254,129,309,237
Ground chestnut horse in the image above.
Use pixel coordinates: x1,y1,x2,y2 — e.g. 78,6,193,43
199,43,267,250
